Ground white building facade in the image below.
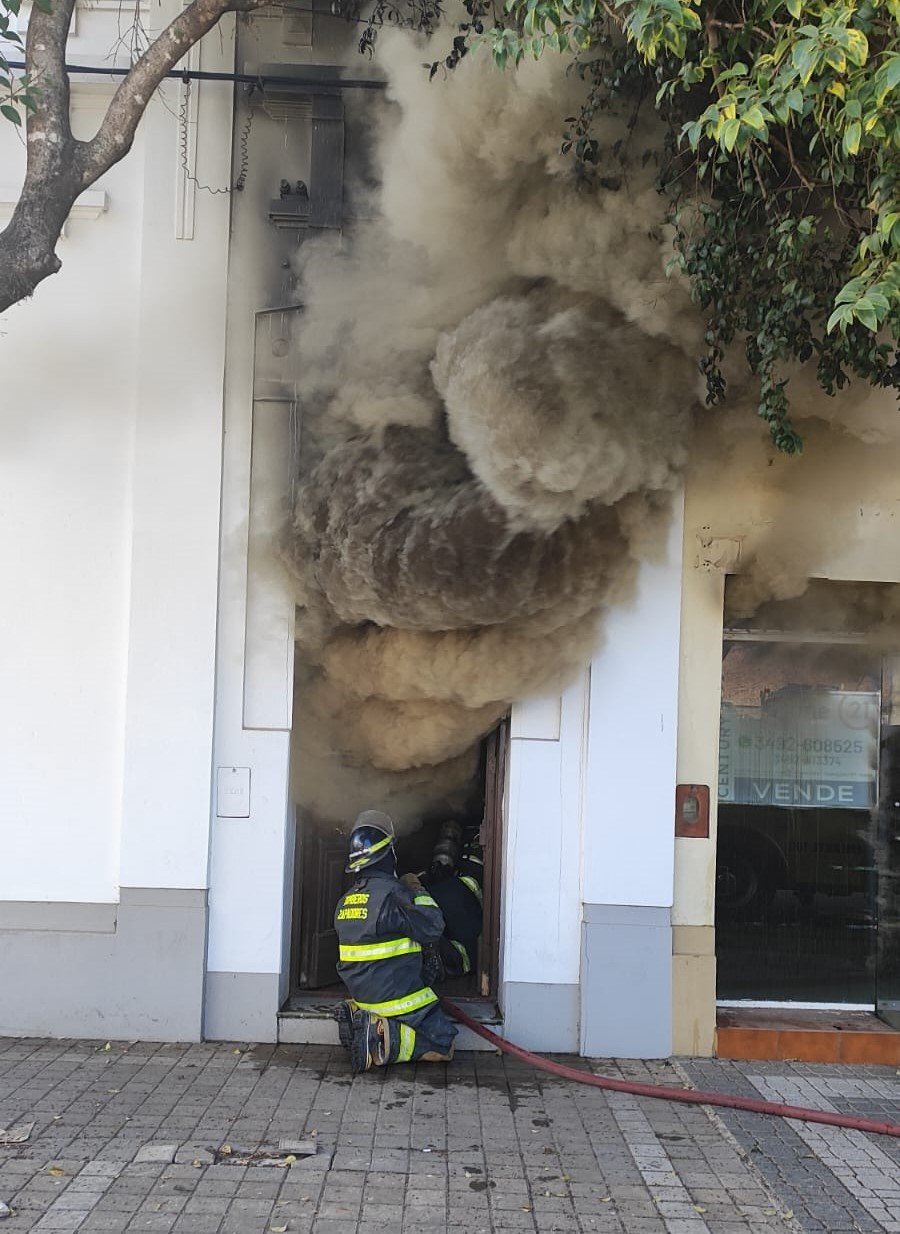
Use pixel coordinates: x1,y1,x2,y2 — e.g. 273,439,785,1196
3,0,900,1056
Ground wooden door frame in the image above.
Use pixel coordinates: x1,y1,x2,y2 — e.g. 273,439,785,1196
477,716,509,999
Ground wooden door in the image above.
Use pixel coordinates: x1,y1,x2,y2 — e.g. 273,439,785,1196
294,817,350,990
478,717,509,998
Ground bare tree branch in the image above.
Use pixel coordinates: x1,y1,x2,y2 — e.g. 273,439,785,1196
26,0,76,152
0,0,79,309
74,0,267,186
0,0,268,312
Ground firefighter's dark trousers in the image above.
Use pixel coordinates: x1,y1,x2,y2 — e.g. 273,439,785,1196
340,999,457,1066
383,1003,458,1063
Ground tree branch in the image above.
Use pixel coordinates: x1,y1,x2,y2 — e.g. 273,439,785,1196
0,0,272,312
73,0,269,186
705,15,726,97
25,0,77,156
0,0,79,310
595,0,625,30
774,126,816,191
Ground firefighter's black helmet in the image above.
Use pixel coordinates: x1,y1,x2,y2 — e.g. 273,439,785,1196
346,809,396,874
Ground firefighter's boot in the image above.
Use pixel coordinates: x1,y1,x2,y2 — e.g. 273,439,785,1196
419,1044,456,1063
349,1011,389,1075
333,1000,359,1052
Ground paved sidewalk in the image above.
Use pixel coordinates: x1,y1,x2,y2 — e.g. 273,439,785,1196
0,1039,898,1234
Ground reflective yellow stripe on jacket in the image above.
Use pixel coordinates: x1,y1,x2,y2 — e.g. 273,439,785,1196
339,938,422,963
355,986,438,1017
414,893,438,908
450,939,471,975
459,875,483,906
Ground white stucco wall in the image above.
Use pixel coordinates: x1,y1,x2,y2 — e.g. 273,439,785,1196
1,6,235,905
116,56,234,892
204,13,323,1035
583,496,685,910
504,679,589,990
1,87,142,903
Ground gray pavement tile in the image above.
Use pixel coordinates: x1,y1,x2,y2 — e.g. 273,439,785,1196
182,1197,230,1215
4,1046,900,1234
360,1201,405,1220
80,1216,137,1231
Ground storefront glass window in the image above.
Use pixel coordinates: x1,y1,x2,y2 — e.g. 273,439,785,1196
716,638,880,1004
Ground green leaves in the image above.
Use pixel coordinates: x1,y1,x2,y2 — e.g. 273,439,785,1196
791,37,821,83
620,0,702,61
842,117,861,153
1,0,41,127
827,260,900,334
720,116,741,150
491,0,706,65
479,0,899,448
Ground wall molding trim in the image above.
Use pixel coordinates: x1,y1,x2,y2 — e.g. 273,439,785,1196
0,887,208,1040
0,900,117,934
0,188,108,237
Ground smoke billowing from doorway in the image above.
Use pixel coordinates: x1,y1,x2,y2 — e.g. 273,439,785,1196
697,396,900,624
285,33,706,828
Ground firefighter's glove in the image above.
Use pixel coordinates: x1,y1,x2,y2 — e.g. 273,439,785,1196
401,872,424,893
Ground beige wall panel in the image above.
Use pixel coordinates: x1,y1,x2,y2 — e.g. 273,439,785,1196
672,953,716,1057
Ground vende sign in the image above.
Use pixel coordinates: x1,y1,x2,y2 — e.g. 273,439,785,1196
732,778,869,807
719,688,878,810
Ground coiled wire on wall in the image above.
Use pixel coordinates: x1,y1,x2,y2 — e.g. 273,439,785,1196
178,75,254,194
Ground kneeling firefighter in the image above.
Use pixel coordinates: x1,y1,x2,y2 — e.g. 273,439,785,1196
333,810,459,1073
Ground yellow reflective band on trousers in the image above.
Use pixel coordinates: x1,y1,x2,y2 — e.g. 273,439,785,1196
451,939,471,974
414,894,438,908
338,938,422,963
398,1023,415,1062
459,875,483,906
355,986,438,1017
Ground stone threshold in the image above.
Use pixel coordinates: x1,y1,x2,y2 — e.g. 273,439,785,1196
716,1006,900,1064
278,992,502,1050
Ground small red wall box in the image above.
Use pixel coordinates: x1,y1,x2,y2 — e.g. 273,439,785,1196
675,784,710,838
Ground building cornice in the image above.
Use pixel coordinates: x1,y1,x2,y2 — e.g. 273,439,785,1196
0,187,108,236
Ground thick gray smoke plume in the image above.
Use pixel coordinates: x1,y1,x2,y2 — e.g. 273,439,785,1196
433,293,693,530
693,399,900,622
285,33,704,826
287,423,636,633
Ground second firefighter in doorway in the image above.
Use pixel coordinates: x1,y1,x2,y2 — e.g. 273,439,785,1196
333,810,458,1074
420,819,484,983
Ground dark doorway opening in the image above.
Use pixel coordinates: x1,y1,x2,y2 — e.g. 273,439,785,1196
288,717,508,1007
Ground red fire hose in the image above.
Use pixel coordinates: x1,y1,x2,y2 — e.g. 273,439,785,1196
442,999,900,1139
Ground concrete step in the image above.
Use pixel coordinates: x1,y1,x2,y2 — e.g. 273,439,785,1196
278,996,503,1051
717,1006,900,1064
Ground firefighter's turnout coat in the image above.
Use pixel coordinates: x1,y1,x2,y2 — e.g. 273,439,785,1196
424,870,483,978
334,869,458,1058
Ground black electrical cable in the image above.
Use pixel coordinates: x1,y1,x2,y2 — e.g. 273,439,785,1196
4,60,386,89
